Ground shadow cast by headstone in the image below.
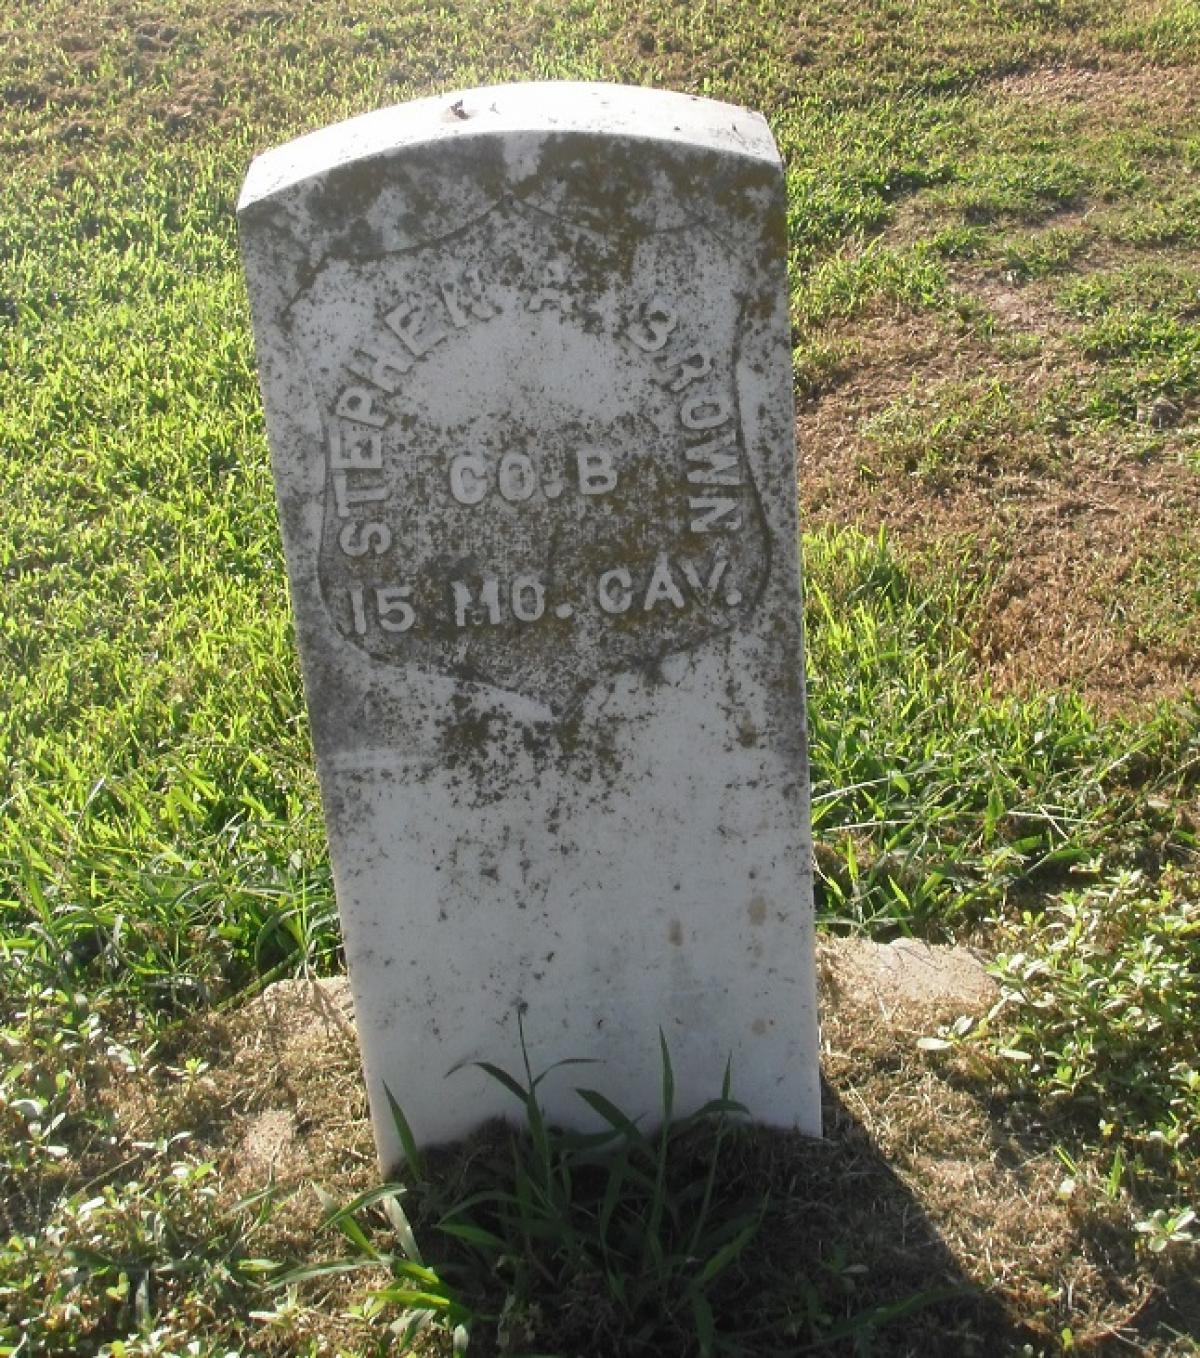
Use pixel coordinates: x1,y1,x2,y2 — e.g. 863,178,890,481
707,1080,1042,1356
397,1075,1042,1358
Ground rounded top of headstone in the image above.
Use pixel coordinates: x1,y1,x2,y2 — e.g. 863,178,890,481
238,82,780,212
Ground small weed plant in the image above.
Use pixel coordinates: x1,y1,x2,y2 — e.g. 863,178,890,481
989,872,1198,1143
925,869,1199,1248
989,872,1198,1230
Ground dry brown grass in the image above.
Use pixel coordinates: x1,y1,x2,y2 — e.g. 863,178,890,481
797,292,1200,712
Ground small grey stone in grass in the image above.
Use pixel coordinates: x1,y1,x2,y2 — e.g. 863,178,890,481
239,82,820,1166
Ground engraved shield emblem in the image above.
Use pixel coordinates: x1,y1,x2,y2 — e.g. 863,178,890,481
290,197,770,711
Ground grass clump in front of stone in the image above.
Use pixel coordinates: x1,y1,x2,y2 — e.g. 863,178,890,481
278,1034,968,1357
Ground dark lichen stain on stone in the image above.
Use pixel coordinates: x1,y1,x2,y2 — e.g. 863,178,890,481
737,718,760,748
437,693,499,772
428,687,628,806
668,919,684,946
748,895,768,926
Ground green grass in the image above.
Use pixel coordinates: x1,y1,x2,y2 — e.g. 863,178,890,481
2,0,1199,1353
312,1037,773,1356
863,378,1025,480
805,528,1198,933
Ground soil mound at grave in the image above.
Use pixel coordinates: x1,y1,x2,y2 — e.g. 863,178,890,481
116,947,1186,1353
211,944,998,1192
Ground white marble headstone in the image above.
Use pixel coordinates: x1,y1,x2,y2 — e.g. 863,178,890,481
239,82,820,1166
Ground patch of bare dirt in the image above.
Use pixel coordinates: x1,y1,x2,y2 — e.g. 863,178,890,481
961,268,1072,332
995,61,1200,114
813,944,1199,1354
112,977,376,1238
97,979,386,1353
214,977,374,1202
972,452,1200,702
